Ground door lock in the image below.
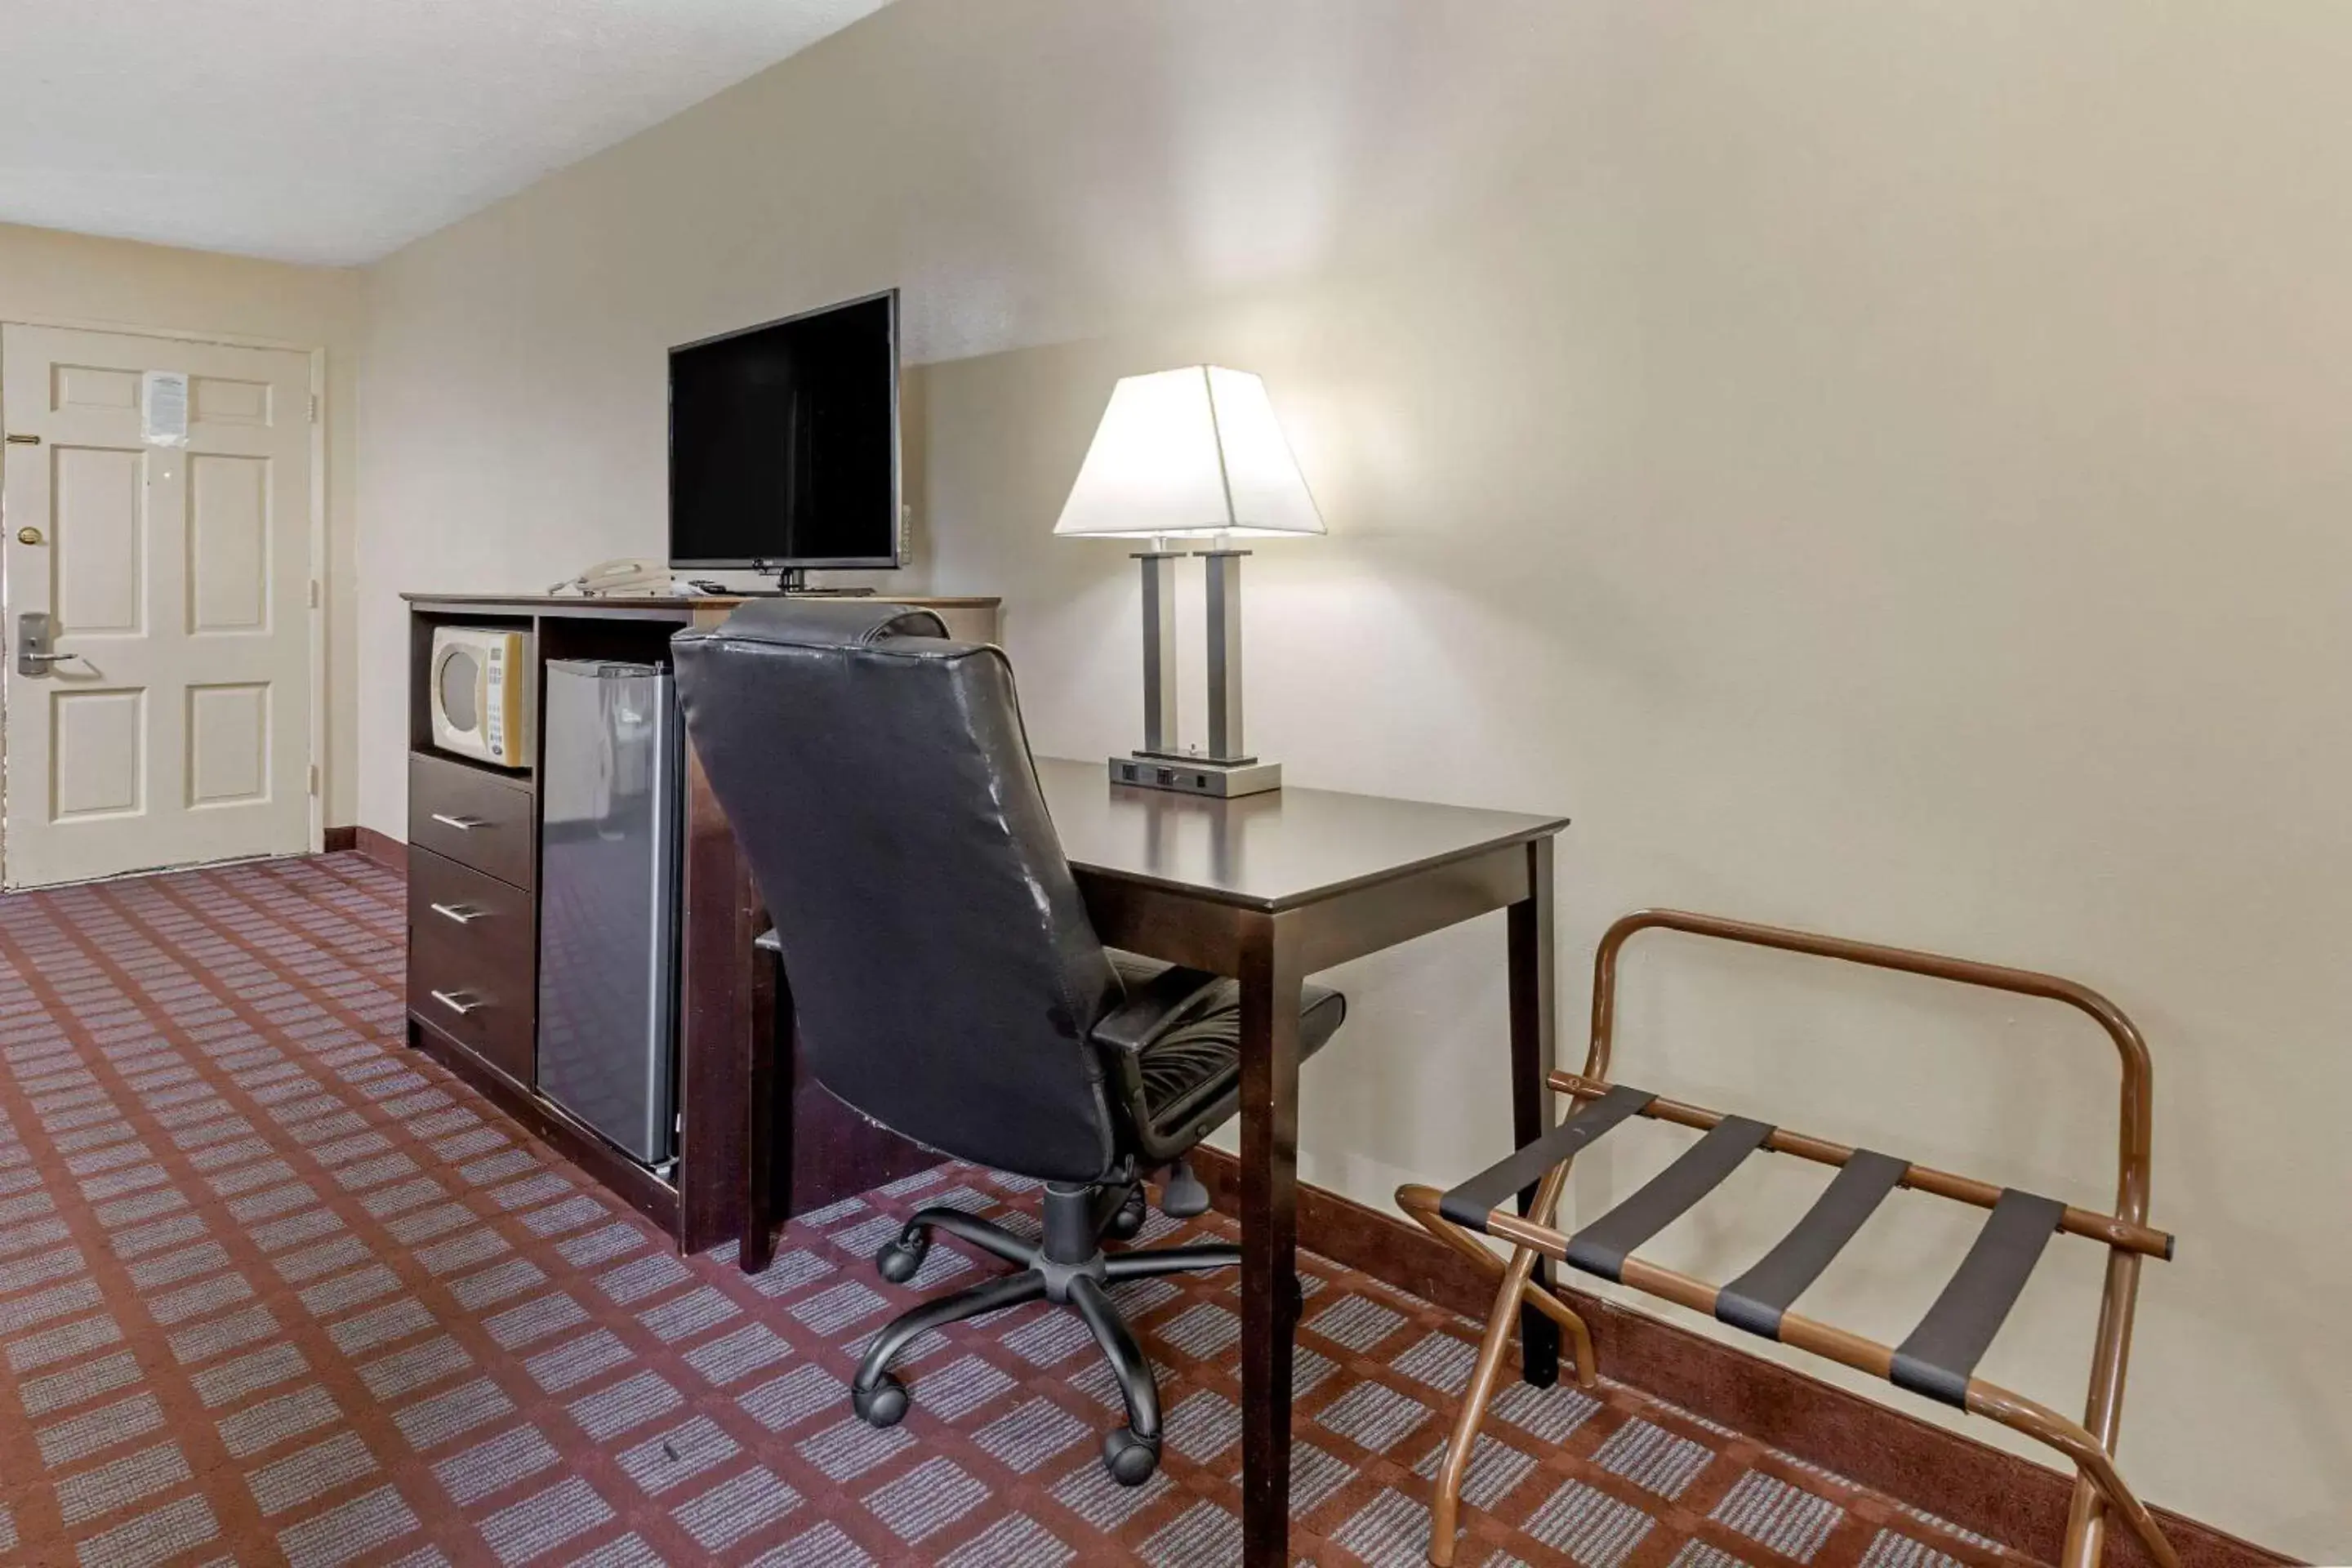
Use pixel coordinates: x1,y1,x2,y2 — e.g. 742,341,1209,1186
16,527,43,546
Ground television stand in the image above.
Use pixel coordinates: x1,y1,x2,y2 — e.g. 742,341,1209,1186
398,590,1001,1256
752,565,876,596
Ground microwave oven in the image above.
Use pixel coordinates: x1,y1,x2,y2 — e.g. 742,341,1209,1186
430,626,532,768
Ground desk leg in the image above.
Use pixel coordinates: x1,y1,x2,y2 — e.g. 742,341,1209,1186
742,948,779,1276
1238,915,1303,1567
1508,836,1561,1387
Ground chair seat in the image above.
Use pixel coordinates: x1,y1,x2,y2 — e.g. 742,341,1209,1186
1097,952,1346,1163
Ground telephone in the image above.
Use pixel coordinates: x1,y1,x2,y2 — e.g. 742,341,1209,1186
549,559,697,597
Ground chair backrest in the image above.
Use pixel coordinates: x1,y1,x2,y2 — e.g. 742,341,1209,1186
671,599,1124,1183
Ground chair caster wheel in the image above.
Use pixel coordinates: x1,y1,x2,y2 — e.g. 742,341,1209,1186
1101,1424,1160,1486
875,1233,928,1285
852,1375,909,1428
1106,1188,1147,1241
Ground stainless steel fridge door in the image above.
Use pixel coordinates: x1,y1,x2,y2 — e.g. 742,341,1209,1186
536,659,680,1165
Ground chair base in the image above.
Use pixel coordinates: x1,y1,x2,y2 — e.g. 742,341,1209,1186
851,1179,1240,1485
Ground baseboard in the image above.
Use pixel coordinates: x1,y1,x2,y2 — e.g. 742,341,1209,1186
349,826,408,874
1185,1147,2294,1568
323,826,359,853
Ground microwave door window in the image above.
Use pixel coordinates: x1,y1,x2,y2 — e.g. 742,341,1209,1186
438,648,479,735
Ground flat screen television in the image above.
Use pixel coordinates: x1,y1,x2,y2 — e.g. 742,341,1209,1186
668,289,901,574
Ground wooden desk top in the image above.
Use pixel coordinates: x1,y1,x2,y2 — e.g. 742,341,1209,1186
1033,755,1567,914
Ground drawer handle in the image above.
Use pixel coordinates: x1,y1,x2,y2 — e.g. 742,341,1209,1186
430,988,485,1017
430,813,488,832
429,902,487,925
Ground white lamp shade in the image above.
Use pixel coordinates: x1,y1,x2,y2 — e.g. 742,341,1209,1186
1054,366,1325,540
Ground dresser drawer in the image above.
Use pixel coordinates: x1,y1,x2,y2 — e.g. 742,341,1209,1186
409,847,534,986
410,751,533,890
409,848,536,1086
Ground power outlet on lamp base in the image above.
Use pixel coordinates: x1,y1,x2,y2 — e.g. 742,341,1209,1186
1111,753,1283,798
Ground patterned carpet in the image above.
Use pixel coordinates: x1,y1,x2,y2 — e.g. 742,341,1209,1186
0,851,2038,1568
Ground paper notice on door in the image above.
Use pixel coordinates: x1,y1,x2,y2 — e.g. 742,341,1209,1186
141,371,189,447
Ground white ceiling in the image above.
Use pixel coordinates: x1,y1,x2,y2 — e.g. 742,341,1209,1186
0,0,889,267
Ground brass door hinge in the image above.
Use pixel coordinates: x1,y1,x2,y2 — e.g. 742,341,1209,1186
309,579,321,610
308,764,319,797
309,394,319,424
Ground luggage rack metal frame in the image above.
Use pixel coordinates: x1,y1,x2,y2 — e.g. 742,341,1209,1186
1397,908,2178,1568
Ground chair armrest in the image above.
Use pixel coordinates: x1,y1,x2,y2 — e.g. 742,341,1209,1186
1090,964,1225,1055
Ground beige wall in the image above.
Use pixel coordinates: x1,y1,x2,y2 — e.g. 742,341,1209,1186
356,2,2352,1552
0,220,367,830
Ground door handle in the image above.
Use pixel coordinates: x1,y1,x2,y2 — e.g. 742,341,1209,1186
429,902,486,925
429,813,487,831
15,612,86,677
429,988,484,1016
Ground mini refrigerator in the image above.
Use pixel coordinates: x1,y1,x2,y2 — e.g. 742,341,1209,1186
537,658,683,1168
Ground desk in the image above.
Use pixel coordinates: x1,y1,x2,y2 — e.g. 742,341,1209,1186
1028,758,1570,1561
741,755,1570,1561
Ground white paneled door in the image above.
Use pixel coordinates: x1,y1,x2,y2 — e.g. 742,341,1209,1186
1,324,314,889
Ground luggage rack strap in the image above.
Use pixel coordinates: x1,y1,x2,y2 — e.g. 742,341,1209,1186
1890,1187,2068,1407
1438,1084,1653,1232
1713,1147,1907,1339
1562,1114,1772,1282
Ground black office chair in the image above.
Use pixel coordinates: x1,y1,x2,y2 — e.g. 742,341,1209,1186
671,600,1345,1484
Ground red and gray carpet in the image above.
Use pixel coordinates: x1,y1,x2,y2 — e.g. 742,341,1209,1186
0,852,2038,1568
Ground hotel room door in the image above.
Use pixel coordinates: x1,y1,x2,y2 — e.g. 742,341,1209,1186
0,323,314,889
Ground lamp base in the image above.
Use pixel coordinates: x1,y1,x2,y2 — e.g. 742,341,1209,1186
1108,753,1281,798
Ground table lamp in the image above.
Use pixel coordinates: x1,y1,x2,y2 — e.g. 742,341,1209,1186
1054,365,1324,796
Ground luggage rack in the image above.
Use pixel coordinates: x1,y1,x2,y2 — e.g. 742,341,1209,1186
1398,909,2178,1568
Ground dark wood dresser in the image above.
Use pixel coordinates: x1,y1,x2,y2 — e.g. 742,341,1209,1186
408,752,537,1085
403,592,999,1254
